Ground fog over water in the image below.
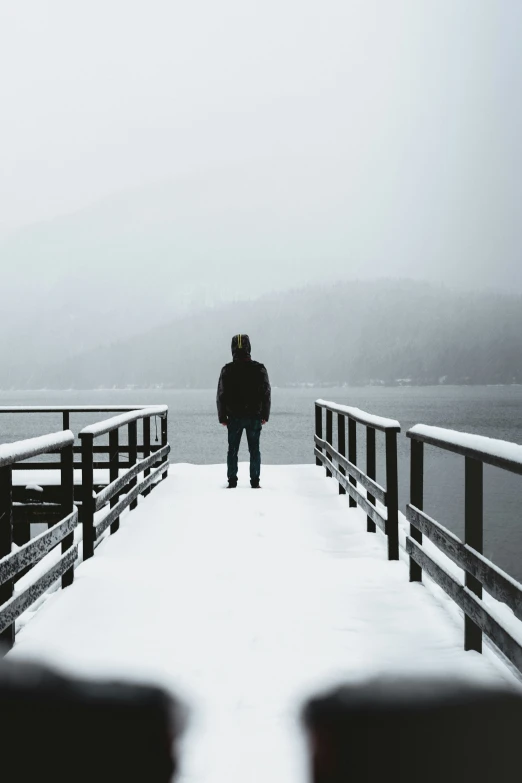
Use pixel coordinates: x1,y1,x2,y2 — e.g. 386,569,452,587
1,5,522,575
2,2,521,282
1,2,522,363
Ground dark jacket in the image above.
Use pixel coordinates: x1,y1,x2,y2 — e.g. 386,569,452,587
217,334,271,423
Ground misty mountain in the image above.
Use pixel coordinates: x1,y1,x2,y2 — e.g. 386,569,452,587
12,279,522,390
0,173,377,385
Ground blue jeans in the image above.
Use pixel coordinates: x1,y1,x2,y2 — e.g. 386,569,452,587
227,416,262,482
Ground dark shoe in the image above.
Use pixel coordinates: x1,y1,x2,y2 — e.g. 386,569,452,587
250,480,260,489
227,479,238,489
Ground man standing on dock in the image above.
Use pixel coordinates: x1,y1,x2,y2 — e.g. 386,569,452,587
217,334,271,489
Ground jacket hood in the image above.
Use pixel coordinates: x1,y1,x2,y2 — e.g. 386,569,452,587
231,333,251,360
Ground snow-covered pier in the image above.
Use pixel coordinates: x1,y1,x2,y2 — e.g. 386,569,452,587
2,402,522,782
0,405,170,649
6,463,510,783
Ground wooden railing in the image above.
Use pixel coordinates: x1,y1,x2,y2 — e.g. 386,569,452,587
314,400,401,560
79,407,170,560
0,404,167,544
0,405,170,652
0,431,77,650
0,405,166,471
406,424,522,673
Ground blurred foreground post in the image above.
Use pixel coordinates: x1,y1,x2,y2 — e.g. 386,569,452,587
302,677,522,783
0,659,184,783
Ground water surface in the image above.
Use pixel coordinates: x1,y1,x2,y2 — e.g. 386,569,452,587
1,386,521,580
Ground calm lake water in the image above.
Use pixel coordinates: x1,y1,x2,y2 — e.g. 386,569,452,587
1,386,522,581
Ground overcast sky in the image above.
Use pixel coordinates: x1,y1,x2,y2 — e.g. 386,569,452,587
1,1,521,290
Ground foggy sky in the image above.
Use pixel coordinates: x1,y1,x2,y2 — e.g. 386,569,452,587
1,1,521,292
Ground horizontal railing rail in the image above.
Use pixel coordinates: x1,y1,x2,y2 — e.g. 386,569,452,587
93,457,169,542
0,405,155,412
94,445,169,511
406,424,522,674
0,405,167,471
10,444,165,472
0,431,74,467
0,431,77,651
79,408,170,560
314,438,387,502
314,400,400,560
80,406,168,438
315,399,401,433
407,424,522,475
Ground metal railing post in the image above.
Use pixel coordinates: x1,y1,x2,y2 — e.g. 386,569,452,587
0,465,14,650
366,426,376,532
465,456,483,652
81,433,95,560
385,429,399,560
60,442,75,588
410,438,424,581
62,411,70,431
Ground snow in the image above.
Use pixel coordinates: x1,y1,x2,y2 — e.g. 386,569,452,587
25,483,44,493
316,399,400,431
80,406,167,438
12,469,127,487
9,464,510,783
0,430,74,468
0,405,152,412
408,424,522,469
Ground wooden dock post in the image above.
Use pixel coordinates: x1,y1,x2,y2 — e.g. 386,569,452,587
161,414,169,480
315,405,323,467
143,417,151,496
325,409,333,478
61,442,75,588
129,421,138,510
109,428,120,533
385,429,399,560
465,457,483,652
337,413,346,495
409,439,424,582
348,418,357,507
81,433,95,560
0,465,14,649
366,427,376,532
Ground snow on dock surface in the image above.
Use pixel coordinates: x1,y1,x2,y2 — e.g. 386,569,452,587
12,469,126,486
10,464,508,783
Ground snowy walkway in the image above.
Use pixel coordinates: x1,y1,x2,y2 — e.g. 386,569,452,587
10,464,508,783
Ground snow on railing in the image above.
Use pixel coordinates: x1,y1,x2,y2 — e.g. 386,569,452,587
0,405,167,470
406,423,522,674
314,400,400,561
79,406,168,438
0,431,74,468
408,424,522,475
0,405,153,413
316,400,400,432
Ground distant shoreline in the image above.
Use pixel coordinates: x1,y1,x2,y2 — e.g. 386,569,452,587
1,383,522,394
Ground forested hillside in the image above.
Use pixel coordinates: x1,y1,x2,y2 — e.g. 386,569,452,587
16,279,522,389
